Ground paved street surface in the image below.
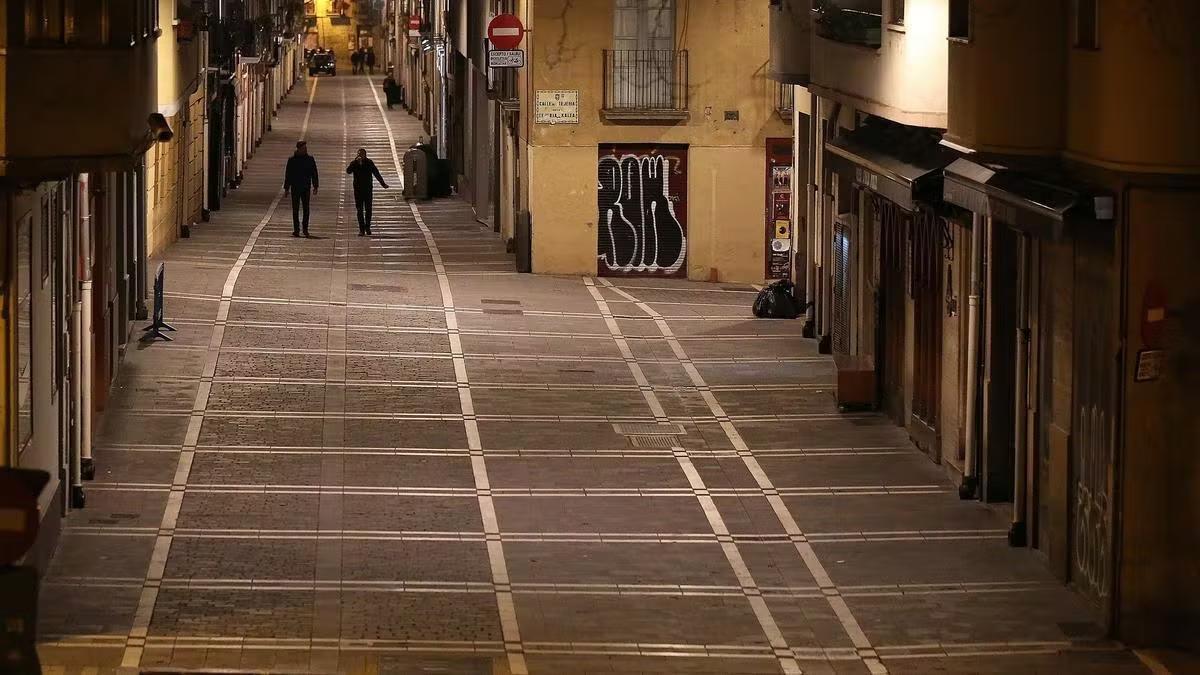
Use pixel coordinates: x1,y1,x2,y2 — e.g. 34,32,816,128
36,76,1149,674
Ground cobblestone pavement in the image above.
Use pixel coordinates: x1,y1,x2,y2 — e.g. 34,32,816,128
36,76,1150,675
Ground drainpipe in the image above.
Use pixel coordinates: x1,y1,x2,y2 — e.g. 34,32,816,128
804,91,819,337
69,177,85,509
959,212,983,499
1009,233,1029,546
81,175,95,483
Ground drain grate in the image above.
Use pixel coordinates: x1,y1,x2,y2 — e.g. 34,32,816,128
628,434,680,448
613,423,686,436
481,298,522,306
349,283,408,292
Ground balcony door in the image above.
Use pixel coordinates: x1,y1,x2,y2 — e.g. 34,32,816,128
612,0,676,109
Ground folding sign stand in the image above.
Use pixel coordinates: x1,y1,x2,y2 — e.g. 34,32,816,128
142,263,176,342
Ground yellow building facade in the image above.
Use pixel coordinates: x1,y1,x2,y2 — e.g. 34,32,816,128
516,0,792,282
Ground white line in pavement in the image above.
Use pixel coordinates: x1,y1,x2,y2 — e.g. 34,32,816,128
582,277,802,675
596,278,891,675
367,79,528,675
119,76,321,670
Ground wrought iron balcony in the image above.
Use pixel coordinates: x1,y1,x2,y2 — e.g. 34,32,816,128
602,50,689,122
813,1,883,49
775,80,795,121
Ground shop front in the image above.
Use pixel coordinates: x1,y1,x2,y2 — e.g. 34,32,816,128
822,120,958,455
943,157,1116,596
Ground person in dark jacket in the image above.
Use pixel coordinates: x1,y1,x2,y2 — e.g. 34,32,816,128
350,48,362,74
346,148,389,235
383,75,400,109
284,140,319,237
365,48,377,75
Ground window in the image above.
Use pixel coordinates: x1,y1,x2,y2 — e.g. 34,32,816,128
948,0,970,41
26,0,66,44
891,0,904,25
66,0,109,46
1073,0,1098,49
610,0,679,110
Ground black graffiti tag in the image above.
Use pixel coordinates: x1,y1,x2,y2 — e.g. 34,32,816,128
597,153,686,274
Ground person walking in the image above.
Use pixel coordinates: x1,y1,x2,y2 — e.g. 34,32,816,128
284,140,319,237
350,48,362,74
346,148,389,236
366,48,377,75
383,75,400,109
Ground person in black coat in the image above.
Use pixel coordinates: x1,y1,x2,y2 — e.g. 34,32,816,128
383,75,400,109
284,140,319,237
346,148,389,235
366,48,377,75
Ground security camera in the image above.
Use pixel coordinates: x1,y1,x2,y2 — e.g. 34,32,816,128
148,113,174,142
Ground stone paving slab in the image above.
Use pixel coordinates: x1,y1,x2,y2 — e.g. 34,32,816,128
36,75,1142,675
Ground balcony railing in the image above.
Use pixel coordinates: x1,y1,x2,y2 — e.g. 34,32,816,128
813,2,882,49
602,50,689,121
774,81,795,121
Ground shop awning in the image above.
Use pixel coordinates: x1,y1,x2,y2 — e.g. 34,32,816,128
825,128,959,212
943,158,1112,240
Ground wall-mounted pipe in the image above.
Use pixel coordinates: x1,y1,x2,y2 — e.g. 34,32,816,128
1009,233,1030,546
959,212,984,499
81,174,95,483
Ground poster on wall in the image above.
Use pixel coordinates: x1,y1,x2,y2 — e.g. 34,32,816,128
597,144,688,278
766,138,794,280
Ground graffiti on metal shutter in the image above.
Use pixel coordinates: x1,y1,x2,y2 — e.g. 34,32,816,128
597,144,687,277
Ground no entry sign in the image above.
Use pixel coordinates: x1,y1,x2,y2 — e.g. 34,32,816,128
488,13,524,50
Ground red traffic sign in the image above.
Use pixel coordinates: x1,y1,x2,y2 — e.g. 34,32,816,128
488,13,524,50
408,15,421,30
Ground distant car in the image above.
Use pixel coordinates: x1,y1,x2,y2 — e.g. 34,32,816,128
309,53,336,77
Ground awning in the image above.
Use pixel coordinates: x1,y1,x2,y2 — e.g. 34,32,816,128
943,158,1113,240
825,128,959,212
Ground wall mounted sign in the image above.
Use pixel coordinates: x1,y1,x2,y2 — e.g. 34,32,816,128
488,49,525,68
765,138,794,280
488,13,525,50
1134,349,1164,383
535,90,579,125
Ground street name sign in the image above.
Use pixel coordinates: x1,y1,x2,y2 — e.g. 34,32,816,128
535,90,580,125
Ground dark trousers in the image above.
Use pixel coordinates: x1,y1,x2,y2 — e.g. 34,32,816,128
291,189,311,234
354,188,373,232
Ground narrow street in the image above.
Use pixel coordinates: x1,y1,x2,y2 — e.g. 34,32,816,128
36,76,1146,674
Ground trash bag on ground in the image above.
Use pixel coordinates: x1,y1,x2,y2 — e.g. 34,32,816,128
753,280,800,319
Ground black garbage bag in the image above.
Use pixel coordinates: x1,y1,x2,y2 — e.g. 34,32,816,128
753,280,800,319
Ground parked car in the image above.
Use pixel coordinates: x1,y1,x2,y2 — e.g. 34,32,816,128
309,53,336,77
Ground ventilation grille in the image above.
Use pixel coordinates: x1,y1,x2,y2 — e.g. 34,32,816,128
628,434,679,448
613,423,686,436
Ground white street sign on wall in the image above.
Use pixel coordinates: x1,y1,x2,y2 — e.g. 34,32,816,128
535,90,580,125
488,49,525,68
